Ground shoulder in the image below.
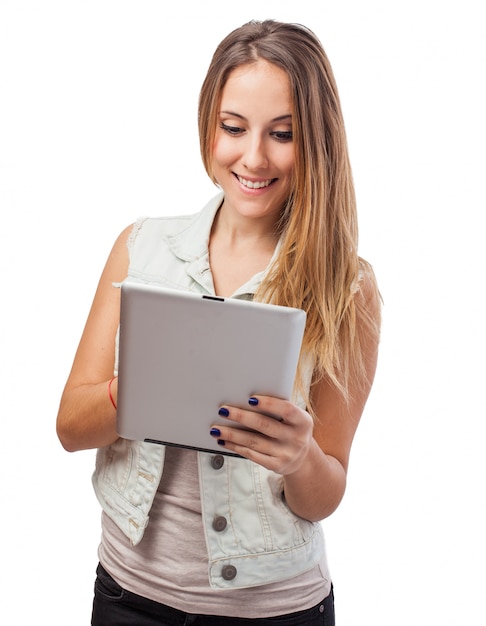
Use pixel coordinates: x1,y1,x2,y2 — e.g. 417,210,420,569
356,259,381,312
127,192,224,250
128,213,198,245
353,259,382,361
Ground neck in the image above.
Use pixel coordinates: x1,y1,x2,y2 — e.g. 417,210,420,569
211,203,279,252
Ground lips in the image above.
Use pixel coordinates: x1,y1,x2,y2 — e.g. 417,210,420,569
236,174,276,189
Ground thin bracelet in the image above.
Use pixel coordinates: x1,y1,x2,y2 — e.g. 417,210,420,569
108,376,117,410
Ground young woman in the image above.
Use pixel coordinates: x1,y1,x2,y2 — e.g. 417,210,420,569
57,19,381,625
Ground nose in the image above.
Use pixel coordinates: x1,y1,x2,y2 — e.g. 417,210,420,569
242,135,268,171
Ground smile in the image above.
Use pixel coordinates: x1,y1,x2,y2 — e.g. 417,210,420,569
236,175,276,189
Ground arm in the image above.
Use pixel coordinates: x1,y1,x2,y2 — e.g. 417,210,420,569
210,271,381,521
282,369,375,521
56,225,132,452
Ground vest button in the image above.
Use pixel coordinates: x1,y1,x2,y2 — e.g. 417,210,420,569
211,454,225,470
212,516,228,532
221,565,237,581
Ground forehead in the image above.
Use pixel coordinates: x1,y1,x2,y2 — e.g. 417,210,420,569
221,60,292,111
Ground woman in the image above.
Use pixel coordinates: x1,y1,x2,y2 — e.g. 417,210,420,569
57,19,381,625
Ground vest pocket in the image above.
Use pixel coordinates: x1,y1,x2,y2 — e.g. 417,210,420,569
100,438,134,493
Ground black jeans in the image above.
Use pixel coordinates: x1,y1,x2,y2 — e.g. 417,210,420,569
92,563,335,625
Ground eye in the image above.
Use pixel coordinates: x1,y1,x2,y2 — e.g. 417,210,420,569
271,130,293,143
220,122,244,136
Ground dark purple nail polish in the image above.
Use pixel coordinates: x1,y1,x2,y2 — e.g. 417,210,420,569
217,439,226,446
248,397,259,406
218,407,230,417
210,427,221,437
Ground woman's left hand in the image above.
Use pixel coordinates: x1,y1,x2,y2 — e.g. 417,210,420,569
210,395,314,475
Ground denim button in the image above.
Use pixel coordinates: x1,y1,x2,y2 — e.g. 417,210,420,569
212,516,228,532
221,565,237,581
319,604,324,613
211,454,225,470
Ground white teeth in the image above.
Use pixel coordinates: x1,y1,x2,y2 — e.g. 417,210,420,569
237,175,273,189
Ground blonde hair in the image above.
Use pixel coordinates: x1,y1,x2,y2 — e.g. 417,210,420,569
198,20,380,410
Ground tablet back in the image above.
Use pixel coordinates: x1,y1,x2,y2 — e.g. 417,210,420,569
116,282,306,455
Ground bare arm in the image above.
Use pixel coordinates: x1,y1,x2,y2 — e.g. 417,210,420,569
56,225,132,452
282,358,378,521
211,271,381,521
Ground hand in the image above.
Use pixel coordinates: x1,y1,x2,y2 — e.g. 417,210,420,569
210,395,315,475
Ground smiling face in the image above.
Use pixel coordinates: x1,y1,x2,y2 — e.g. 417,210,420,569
211,60,295,228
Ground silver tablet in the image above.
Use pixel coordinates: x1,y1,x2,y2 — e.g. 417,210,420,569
116,282,306,455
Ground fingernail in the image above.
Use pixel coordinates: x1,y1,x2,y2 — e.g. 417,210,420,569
248,397,259,406
217,439,226,446
218,407,230,417
210,427,221,437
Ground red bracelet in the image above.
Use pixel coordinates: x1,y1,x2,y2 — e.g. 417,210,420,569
108,377,117,410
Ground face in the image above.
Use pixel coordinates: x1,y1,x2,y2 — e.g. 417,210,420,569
211,60,295,228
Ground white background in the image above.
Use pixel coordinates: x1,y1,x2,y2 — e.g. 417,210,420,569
1,1,485,624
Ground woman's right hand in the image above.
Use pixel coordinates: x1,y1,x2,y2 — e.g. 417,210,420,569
56,225,132,452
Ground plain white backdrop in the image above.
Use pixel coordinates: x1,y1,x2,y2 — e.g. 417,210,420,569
1,1,484,623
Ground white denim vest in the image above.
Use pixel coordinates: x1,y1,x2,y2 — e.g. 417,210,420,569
92,193,326,590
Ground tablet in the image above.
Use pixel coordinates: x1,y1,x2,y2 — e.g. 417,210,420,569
116,282,306,455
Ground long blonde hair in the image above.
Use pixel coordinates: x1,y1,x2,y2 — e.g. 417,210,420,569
198,20,380,409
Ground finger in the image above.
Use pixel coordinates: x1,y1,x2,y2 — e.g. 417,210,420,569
217,404,286,438
210,412,278,451
212,428,280,466
246,395,305,427
213,430,296,475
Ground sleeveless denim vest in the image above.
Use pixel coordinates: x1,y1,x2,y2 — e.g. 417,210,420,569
92,193,326,590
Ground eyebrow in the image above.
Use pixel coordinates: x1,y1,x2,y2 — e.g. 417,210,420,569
220,111,292,123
